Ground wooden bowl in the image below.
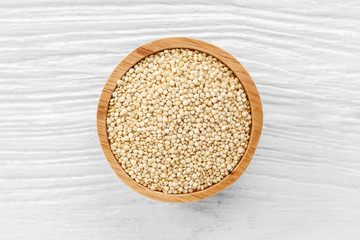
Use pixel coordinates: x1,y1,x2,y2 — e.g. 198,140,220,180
97,37,263,203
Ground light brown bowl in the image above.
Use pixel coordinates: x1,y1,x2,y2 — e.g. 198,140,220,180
97,37,263,203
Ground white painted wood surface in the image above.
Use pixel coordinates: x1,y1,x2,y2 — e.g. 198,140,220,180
1,0,360,239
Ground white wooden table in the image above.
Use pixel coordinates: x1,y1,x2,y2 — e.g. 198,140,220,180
1,0,359,239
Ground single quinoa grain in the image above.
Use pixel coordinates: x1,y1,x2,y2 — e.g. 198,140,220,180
107,49,251,194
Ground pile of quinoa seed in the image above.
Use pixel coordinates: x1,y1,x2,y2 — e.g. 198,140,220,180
107,49,251,194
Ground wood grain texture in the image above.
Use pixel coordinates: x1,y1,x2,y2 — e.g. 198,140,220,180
1,0,360,239
97,37,263,202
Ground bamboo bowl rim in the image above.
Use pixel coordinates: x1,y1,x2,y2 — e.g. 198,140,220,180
97,37,263,203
